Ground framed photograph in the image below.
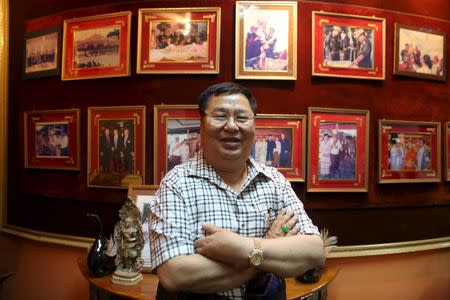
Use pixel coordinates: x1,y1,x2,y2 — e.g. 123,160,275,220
379,120,441,184
446,122,450,181
393,23,447,81
24,109,80,170
62,11,131,80
253,114,306,181
235,1,297,80
128,184,159,273
154,105,200,184
307,108,369,192
312,11,386,80
23,26,61,79
87,106,146,189
137,7,221,74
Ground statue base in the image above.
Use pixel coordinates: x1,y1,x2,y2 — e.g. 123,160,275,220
111,270,143,286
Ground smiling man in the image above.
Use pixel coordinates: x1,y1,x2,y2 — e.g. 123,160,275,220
149,82,324,299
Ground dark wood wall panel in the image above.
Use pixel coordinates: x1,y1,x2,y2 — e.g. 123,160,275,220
8,0,450,244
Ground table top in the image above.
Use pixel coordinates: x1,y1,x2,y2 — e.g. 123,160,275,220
78,257,338,300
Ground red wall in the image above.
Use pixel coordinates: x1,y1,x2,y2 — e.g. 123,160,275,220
7,0,450,245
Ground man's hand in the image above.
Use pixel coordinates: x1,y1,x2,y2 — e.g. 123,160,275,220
194,224,253,268
265,209,300,239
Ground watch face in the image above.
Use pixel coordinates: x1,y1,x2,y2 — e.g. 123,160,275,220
250,253,263,266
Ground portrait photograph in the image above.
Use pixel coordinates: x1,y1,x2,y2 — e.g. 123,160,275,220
446,122,450,181
23,27,61,79
24,109,80,170
137,7,220,74
235,1,297,80
318,122,357,181
308,108,369,192
394,23,447,81
88,106,145,189
312,11,385,80
253,114,306,181
378,120,441,183
154,105,200,184
62,11,131,80
128,184,159,272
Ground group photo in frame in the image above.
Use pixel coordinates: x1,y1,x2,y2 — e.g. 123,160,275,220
378,120,441,184
137,7,221,74
62,11,131,80
87,106,145,189
127,184,159,272
446,122,450,181
235,1,297,80
253,114,306,182
23,26,61,79
307,107,369,192
393,23,447,81
312,11,385,80
153,105,200,184
24,109,80,170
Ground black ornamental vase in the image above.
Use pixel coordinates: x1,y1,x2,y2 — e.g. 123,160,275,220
86,213,116,277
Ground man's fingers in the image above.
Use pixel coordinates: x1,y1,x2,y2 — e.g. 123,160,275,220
201,224,222,234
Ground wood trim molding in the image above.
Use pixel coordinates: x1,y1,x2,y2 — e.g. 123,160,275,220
0,0,9,233
328,237,450,258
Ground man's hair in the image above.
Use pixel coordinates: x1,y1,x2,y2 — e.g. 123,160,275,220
198,82,257,115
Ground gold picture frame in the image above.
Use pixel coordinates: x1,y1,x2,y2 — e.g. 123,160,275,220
137,7,221,74
393,23,447,82
153,105,200,184
127,184,159,273
235,1,297,80
62,11,131,80
378,120,441,184
87,106,146,189
307,107,370,192
312,11,386,80
446,122,450,181
254,114,306,182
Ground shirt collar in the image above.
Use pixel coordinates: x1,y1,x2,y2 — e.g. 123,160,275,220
188,151,275,193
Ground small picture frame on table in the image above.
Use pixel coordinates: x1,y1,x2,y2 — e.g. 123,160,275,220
127,184,159,273
24,109,80,170
62,11,131,80
235,1,297,80
307,107,369,192
393,23,447,81
378,120,441,183
87,106,146,189
153,105,200,184
253,114,306,182
23,26,61,79
445,122,450,181
137,7,221,74
312,11,386,80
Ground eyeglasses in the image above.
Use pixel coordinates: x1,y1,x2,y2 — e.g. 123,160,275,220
203,112,255,126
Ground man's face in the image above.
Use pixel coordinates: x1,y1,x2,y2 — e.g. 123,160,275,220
201,93,255,163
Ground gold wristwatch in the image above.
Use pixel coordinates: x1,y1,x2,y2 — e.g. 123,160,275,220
248,238,263,267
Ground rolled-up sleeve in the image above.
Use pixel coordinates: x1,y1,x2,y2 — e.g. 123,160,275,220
149,179,195,270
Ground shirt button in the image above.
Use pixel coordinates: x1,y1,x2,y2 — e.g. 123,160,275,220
241,223,246,228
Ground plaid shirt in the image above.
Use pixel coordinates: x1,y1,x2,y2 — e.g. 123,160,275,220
149,151,319,299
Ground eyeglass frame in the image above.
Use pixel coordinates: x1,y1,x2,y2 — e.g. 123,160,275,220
201,111,256,126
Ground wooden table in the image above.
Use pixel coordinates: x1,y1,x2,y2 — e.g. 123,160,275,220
78,257,338,300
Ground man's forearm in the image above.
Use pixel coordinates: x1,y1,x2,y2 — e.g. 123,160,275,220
260,234,325,277
156,253,257,293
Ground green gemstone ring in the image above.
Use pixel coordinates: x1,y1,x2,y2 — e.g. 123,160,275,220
281,225,289,234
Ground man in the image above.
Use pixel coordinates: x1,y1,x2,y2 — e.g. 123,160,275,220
351,29,372,68
99,127,112,173
149,82,324,299
121,127,134,173
279,133,291,168
416,138,429,170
